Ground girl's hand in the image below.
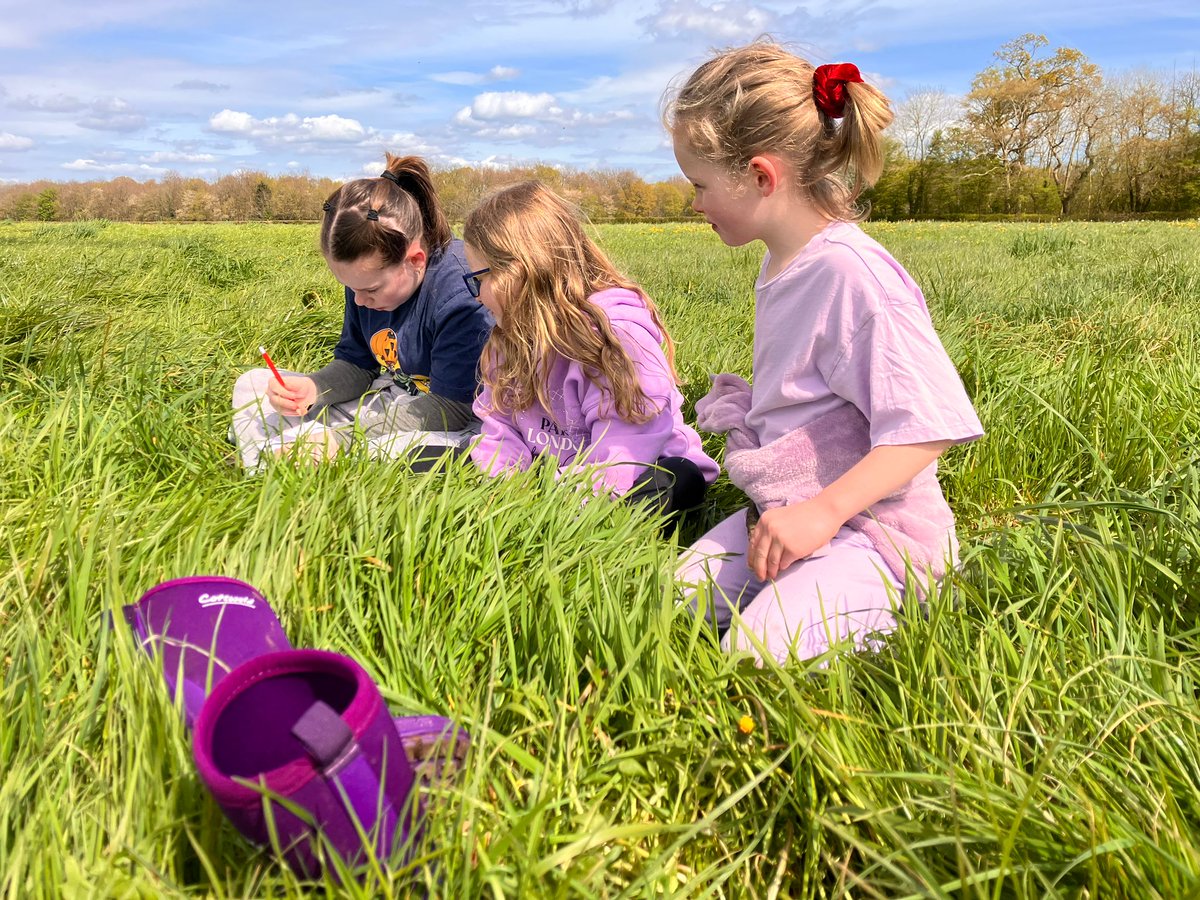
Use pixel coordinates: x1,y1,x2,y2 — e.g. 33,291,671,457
266,375,318,417
749,499,841,581
745,440,954,581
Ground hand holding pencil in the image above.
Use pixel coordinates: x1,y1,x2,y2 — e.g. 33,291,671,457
259,345,317,417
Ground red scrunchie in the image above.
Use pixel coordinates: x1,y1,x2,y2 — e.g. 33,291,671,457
812,63,864,119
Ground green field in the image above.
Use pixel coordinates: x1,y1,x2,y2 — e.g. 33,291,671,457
2,218,1200,898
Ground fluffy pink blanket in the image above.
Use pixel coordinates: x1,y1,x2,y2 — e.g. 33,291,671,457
695,373,957,584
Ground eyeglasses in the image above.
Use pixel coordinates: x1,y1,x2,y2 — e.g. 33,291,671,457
463,267,490,298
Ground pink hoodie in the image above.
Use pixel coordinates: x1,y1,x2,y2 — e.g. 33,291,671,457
471,288,719,496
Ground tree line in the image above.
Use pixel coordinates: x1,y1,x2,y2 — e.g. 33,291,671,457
872,34,1200,219
0,163,693,226
2,35,1197,224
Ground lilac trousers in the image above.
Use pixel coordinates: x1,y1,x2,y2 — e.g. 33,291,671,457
676,508,903,665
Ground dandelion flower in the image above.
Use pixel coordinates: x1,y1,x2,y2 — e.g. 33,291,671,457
738,715,755,735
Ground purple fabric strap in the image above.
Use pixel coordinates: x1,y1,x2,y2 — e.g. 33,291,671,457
292,701,354,767
291,701,401,853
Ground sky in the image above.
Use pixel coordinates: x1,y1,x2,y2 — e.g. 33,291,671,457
1,0,1197,185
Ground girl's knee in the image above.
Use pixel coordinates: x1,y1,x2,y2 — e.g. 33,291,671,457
233,368,271,401
674,546,713,584
720,600,797,663
726,590,899,664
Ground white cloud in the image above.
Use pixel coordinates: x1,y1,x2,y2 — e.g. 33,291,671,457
68,96,142,130
208,109,366,143
562,0,620,14
79,113,147,132
359,148,471,176
7,92,147,131
460,91,562,121
62,159,169,176
482,123,542,138
453,86,636,145
430,66,521,86
476,153,540,169
174,79,230,92
304,114,366,140
641,0,774,41
209,110,253,132
140,150,218,163
0,0,212,49
431,71,489,86
376,131,443,156
201,111,453,172
8,92,88,112
0,132,35,150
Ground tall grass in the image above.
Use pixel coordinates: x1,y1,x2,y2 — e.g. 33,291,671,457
2,219,1199,897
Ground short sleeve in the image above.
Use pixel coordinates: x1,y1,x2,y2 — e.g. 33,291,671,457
828,299,983,448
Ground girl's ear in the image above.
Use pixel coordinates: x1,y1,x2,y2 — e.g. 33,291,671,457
748,155,782,197
408,246,427,268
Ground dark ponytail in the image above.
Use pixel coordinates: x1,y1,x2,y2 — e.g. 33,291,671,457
320,153,451,265
381,154,452,254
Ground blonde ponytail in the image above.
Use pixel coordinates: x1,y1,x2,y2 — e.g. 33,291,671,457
664,39,894,221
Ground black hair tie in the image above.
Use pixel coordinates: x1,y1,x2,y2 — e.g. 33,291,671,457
322,201,332,212
380,170,402,186
366,208,380,221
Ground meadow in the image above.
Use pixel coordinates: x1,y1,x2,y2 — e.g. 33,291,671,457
2,217,1199,898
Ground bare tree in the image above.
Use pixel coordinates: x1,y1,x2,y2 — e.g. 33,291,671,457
892,87,961,162
1099,70,1176,212
1166,65,1200,199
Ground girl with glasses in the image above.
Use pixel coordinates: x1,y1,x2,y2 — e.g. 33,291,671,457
230,154,494,469
461,180,718,520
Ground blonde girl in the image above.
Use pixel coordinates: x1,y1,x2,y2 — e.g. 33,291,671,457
462,180,718,514
666,41,983,663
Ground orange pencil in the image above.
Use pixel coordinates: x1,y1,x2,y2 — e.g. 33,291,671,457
259,345,286,387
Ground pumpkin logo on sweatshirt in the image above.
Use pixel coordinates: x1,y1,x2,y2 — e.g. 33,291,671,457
369,327,430,395
370,329,400,372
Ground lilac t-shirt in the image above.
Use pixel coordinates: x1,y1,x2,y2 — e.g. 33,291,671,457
748,221,982,449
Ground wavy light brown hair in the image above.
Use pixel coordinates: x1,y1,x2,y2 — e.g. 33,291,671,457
463,181,678,425
663,39,893,221
320,154,452,265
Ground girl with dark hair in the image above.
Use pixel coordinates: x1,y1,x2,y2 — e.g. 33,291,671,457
230,154,493,469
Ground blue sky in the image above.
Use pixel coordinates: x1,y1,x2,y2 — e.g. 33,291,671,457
1,0,1197,184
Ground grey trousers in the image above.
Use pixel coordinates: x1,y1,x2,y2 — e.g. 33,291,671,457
230,367,479,471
